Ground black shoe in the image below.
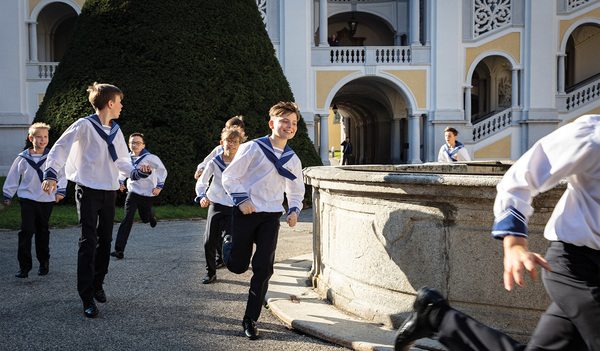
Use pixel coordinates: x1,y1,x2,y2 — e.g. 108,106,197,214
38,261,49,276
15,270,29,278
110,251,124,259
242,316,259,340
94,289,107,303
394,287,449,351
215,261,225,269
83,301,99,318
202,274,216,284
150,208,157,228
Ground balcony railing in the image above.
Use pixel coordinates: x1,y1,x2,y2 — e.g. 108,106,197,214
472,108,512,142
26,62,58,80
312,46,412,66
565,78,600,111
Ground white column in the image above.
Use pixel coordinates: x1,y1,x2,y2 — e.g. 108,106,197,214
391,117,401,163
557,54,566,94
408,113,422,164
464,86,472,122
410,0,421,46
319,0,329,47
28,20,38,62
511,69,520,108
319,114,331,165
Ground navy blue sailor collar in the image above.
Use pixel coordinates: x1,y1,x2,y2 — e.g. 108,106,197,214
254,135,296,181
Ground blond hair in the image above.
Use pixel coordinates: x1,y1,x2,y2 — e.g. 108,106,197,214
29,122,51,137
221,126,247,143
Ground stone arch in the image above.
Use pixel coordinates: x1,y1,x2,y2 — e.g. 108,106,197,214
30,0,81,20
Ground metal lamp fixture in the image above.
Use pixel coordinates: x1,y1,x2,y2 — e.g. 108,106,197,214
348,13,358,35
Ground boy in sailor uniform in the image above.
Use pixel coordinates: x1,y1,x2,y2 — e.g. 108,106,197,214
111,132,167,260
193,115,245,180
3,122,66,278
195,126,246,284
437,126,471,162
221,102,305,340
41,83,152,318
395,115,600,351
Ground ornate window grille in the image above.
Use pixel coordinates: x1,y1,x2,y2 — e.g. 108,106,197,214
473,0,512,38
257,0,267,26
568,0,591,11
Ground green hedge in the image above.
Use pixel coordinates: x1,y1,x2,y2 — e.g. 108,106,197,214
34,0,321,205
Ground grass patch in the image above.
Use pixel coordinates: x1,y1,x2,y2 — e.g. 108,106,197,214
1,177,207,230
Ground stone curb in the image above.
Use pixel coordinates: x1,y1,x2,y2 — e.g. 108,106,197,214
266,254,445,351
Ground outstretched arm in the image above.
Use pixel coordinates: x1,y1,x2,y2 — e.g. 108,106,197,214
502,235,551,291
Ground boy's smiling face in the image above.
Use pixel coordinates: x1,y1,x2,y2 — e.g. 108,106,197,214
269,112,298,141
129,135,145,156
29,128,49,150
221,137,242,158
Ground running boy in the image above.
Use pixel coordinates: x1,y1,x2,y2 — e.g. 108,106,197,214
195,126,245,284
193,115,245,180
111,132,167,260
221,102,305,340
41,82,151,318
3,122,66,278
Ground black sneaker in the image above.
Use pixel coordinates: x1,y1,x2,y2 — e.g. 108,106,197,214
150,208,157,228
83,301,99,318
94,289,107,303
38,261,49,276
110,251,124,259
15,269,29,278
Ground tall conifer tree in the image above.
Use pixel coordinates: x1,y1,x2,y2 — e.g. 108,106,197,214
34,0,322,205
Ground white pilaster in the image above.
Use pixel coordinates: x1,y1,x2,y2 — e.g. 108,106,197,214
28,20,38,62
557,54,566,94
408,114,422,164
410,0,421,46
319,114,331,165
319,0,329,47
511,69,520,108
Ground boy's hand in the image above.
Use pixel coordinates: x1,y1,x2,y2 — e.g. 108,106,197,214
41,179,56,195
139,165,151,173
55,194,64,203
286,212,298,227
152,188,161,196
503,235,551,291
200,197,210,208
194,169,203,180
239,200,255,215
4,201,10,206
119,184,126,192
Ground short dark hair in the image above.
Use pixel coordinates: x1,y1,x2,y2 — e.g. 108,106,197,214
87,82,123,110
226,115,245,130
269,102,300,121
129,132,145,144
444,127,458,136
221,126,246,142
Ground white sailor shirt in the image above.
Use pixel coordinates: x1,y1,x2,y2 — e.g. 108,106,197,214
195,154,232,206
119,149,168,197
3,148,67,203
221,139,304,215
492,114,600,250
195,145,224,172
43,115,147,191
438,141,471,162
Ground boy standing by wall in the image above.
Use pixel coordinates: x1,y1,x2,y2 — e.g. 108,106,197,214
3,122,66,278
221,102,305,340
111,132,167,259
41,82,151,318
195,126,245,284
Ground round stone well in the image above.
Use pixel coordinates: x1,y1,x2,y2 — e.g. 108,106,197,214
303,162,565,342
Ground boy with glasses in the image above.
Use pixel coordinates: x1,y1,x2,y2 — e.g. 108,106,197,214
111,132,168,260
195,126,246,284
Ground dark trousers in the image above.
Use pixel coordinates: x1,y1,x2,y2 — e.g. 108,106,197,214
341,153,352,165
437,241,600,351
224,208,281,321
204,203,231,276
75,184,116,303
17,198,54,271
114,192,154,252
